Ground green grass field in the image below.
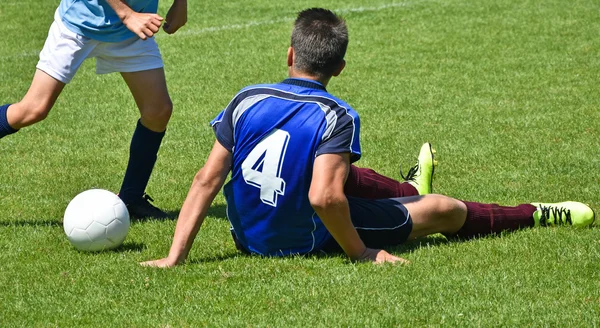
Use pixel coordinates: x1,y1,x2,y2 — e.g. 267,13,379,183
2,0,600,326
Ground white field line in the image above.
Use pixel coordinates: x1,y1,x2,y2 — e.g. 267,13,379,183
3,2,417,59
168,2,415,38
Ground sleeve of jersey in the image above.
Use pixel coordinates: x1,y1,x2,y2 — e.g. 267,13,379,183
210,108,235,152
315,110,362,163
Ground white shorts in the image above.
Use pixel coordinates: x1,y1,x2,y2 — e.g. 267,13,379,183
36,10,164,84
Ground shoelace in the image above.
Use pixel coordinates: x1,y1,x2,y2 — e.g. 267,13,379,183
400,163,420,182
539,205,572,226
142,193,159,207
142,193,166,214
143,193,154,202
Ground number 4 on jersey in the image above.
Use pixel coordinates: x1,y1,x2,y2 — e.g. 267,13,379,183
242,129,290,207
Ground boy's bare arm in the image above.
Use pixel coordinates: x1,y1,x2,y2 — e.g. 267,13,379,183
104,0,164,40
309,153,408,264
163,0,188,34
141,140,232,268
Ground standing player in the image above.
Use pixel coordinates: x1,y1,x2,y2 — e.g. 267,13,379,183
0,0,187,218
141,8,595,267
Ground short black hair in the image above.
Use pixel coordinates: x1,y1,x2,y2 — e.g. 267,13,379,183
291,8,348,79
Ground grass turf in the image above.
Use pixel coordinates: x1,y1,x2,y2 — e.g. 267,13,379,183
1,0,600,326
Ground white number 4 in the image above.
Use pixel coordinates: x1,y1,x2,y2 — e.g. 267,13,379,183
242,129,290,207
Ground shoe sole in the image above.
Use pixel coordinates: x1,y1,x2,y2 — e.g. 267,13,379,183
428,143,435,193
422,142,435,193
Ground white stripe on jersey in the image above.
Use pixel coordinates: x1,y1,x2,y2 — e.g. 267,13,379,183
227,89,352,149
232,94,271,128
317,103,338,141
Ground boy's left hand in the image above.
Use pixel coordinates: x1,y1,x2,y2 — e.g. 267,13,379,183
163,0,188,34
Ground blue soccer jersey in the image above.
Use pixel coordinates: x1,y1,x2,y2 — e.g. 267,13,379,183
59,0,158,42
211,78,361,256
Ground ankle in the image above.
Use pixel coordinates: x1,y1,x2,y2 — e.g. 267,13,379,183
0,104,19,138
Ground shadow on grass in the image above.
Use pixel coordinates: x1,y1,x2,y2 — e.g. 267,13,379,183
206,204,227,220
0,204,228,229
387,231,531,254
72,241,147,254
187,251,242,264
310,233,518,260
389,235,453,254
0,219,62,227
112,241,147,253
176,234,512,265
130,204,228,222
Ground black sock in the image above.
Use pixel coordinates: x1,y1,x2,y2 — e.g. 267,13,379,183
0,104,18,138
119,120,165,204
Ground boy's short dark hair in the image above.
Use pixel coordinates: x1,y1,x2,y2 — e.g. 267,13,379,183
291,8,348,79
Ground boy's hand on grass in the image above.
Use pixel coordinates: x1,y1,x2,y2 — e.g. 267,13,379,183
359,248,410,265
140,257,179,268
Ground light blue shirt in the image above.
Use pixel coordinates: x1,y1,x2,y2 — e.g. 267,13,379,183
58,0,158,42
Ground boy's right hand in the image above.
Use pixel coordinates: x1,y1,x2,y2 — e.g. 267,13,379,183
359,248,410,265
140,257,180,268
122,12,164,40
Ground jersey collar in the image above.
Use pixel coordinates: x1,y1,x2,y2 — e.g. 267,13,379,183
281,78,327,92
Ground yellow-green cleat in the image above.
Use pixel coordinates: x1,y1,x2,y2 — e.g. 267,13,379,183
401,142,437,195
531,201,595,228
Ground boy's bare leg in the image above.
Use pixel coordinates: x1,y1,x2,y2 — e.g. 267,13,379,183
118,68,172,218
6,69,65,129
402,195,468,239
121,68,172,133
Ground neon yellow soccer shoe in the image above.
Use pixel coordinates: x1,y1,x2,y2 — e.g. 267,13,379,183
531,201,595,228
401,142,437,195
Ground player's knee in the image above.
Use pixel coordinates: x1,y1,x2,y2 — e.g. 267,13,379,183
142,100,172,125
160,99,173,120
426,194,464,221
433,195,467,230
438,196,463,215
17,100,52,124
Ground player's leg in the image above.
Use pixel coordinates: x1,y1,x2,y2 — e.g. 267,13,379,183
325,195,530,251
121,68,172,132
119,68,172,218
452,201,596,237
344,166,420,198
0,70,65,138
94,35,172,219
336,195,595,251
405,196,596,240
402,195,468,239
1,11,92,138
344,143,436,198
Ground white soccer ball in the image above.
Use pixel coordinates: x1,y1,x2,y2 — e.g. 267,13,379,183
63,189,130,252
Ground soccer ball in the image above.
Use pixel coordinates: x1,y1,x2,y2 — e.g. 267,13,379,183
63,189,130,252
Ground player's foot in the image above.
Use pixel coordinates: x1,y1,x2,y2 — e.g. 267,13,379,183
125,194,170,220
401,142,437,195
531,201,595,228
